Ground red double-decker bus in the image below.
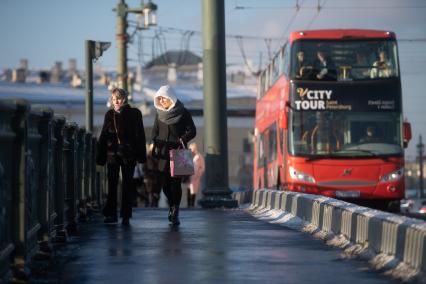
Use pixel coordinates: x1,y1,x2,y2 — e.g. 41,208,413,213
253,29,412,211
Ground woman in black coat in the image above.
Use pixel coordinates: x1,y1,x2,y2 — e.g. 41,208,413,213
96,88,147,226
151,85,196,226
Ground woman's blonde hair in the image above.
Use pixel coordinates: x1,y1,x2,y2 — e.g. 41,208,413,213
109,87,128,107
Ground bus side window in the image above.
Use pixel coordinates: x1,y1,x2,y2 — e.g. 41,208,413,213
271,57,279,84
283,43,290,77
278,47,285,76
257,134,265,169
265,66,271,92
258,71,266,99
268,124,277,161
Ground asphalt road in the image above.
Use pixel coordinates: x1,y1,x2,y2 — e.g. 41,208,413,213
48,208,400,284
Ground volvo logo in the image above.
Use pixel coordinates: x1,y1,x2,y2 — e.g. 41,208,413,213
342,168,353,176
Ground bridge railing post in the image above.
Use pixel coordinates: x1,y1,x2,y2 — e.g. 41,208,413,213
93,136,106,210
64,123,78,233
52,116,67,242
0,100,22,280
83,133,91,211
8,99,36,280
76,128,86,221
26,106,45,262
31,106,54,254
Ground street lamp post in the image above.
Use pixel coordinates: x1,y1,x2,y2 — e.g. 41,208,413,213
115,0,157,101
85,40,110,133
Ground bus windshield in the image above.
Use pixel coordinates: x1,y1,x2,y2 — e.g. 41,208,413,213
291,40,399,81
288,110,403,157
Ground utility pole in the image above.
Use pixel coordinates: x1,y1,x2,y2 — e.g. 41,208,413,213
114,0,157,101
85,40,110,132
418,135,424,198
199,0,237,208
116,0,128,93
85,40,94,132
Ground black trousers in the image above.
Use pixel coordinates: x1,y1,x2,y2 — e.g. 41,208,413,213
160,173,182,207
103,160,136,219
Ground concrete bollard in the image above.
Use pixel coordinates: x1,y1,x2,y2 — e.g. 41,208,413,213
250,189,426,276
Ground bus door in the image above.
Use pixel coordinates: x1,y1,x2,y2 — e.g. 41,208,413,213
256,123,280,189
279,126,287,189
255,132,267,189
267,124,278,188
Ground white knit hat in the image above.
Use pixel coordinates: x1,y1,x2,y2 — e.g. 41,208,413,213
154,85,178,111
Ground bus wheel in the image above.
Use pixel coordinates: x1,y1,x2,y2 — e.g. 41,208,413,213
387,200,401,213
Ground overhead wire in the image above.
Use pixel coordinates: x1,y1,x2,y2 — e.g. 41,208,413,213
272,0,305,56
305,0,328,30
126,0,426,75
235,36,261,76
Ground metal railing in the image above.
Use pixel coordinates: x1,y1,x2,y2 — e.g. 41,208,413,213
0,98,107,282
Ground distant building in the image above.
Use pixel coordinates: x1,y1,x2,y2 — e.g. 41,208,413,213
12,69,26,83
1,69,12,82
142,50,202,84
50,61,63,83
144,50,202,70
19,59,28,72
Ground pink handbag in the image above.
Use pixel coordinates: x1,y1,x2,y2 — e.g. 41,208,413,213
169,141,194,177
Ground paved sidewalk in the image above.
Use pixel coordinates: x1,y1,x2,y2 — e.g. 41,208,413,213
52,208,397,284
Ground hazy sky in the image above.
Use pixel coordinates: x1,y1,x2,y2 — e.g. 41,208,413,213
1,0,426,158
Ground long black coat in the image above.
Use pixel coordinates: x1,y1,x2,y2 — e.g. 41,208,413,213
151,108,196,172
96,105,147,165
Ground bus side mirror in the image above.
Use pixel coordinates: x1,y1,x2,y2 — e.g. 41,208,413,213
403,121,412,148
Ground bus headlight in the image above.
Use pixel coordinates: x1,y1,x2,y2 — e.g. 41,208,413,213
289,166,315,183
379,168,404,183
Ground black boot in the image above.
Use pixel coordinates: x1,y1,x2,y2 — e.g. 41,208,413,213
168,206,173,223
122,218,130,226
190,194,196,207
187,194,192,207
171,206,180,226
187,188,192,207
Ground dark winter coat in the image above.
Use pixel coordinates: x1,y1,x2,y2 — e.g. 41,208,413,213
151,108,196,172
96,105,147,166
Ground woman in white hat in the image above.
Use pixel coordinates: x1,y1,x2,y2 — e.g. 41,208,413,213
151,85,196,225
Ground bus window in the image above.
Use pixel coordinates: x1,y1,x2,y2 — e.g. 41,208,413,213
289,110,403,157
258,71,266,99
268,124,277,161
279,127,285,158
257,133,265,169
271,56,279,84
291,40,399,81
278,47,285,76
283,43,290,76
265,67,270,92
268,64,274,88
